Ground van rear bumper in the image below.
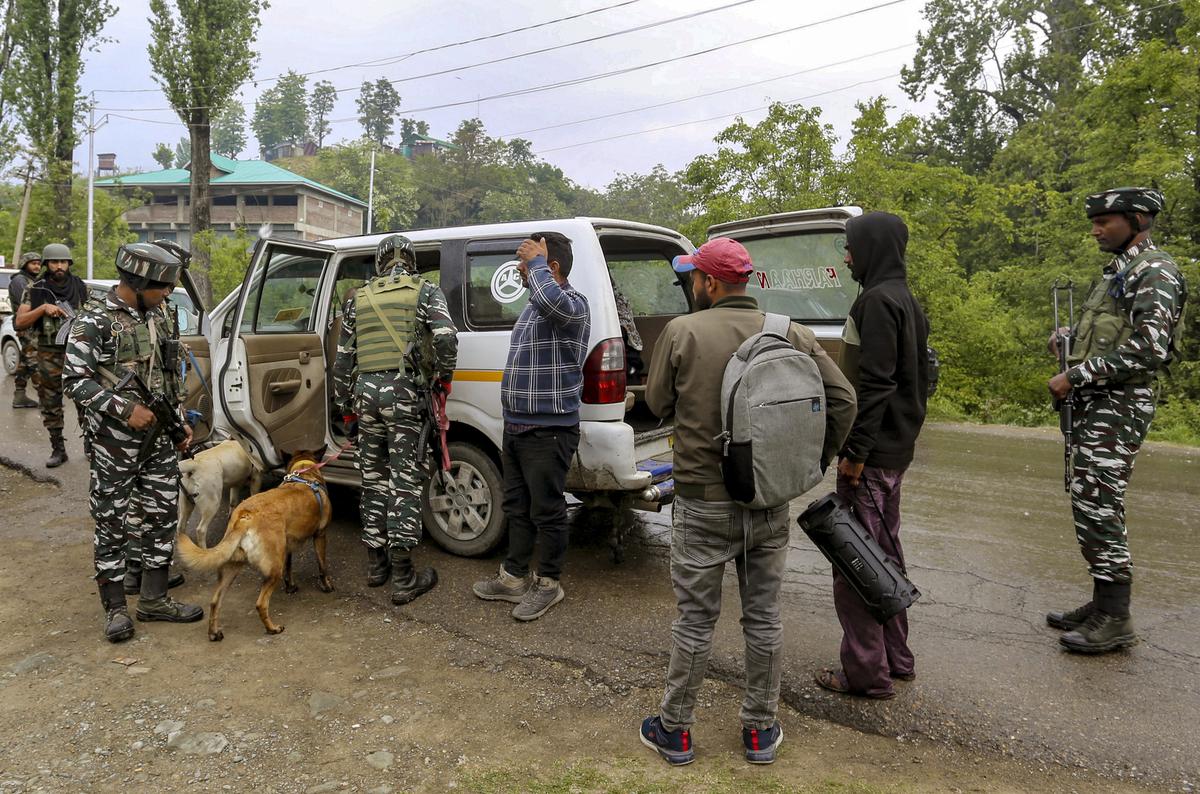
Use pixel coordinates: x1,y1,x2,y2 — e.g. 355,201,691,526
568,420,660,493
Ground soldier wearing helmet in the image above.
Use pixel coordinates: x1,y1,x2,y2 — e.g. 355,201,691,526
62,242,203,643
1046,187,1188,654
8,251,43,409
14,243,88,467
332,233,459,606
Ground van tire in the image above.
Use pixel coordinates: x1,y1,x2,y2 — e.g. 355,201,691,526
422,441,506,557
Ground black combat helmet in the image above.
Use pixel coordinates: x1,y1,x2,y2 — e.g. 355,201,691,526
375,234,416,276
1085,187,1165,218
115,242,184,286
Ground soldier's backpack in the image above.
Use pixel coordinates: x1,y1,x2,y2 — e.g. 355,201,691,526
717,313,826,509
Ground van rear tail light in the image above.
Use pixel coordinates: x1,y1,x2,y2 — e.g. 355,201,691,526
582,337,626,404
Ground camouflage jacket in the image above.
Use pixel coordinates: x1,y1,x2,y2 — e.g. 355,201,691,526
63,289,179,422
332,265,459,414
1067,238,1188,390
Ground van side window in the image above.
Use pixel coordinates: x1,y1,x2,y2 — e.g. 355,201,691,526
466,251,528,328
245,250,325,333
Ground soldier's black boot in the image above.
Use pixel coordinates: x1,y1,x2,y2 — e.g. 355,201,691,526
1046,580,1098,630
390,548,437,606
12,390,37,409
135,567,204,623
366,545,392,587
1060,581,1136,654
45,434,68,468
100,581,135,643
124,559,186,595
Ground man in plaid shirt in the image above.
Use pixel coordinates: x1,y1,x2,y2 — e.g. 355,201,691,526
473,232,591,621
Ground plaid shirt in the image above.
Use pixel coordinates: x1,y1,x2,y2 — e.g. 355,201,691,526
501,256,591,427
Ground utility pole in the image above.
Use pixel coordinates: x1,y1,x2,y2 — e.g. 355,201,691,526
86,94,111,280
366,147,376,234
12,161,34,265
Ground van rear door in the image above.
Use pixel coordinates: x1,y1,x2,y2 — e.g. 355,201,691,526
218,238,335,467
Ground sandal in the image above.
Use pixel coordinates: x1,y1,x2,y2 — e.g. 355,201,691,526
814,668,896,700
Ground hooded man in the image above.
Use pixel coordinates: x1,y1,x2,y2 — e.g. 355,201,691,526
8,251,43,408
14,243,89,467
814,211,930,701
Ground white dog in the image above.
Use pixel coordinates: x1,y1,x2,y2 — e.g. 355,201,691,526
179,439,263,546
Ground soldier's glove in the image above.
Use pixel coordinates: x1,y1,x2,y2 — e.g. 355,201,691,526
343,413,359,440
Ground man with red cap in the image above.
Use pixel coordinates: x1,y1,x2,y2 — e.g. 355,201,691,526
638,237,856,766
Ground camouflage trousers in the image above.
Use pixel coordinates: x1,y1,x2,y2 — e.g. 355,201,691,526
1069,385,1156,585
85,412,180,585
36,346,80,438
354,370,427,551
13,331,38,392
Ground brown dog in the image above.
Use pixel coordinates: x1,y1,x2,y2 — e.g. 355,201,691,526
176,451,334,641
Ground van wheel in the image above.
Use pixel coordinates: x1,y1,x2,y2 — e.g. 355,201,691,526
2,339,18,376
422,441,506,557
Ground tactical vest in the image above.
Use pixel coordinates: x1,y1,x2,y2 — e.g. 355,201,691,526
1068,249,1181,385
355,274,422,373
101,301,182,403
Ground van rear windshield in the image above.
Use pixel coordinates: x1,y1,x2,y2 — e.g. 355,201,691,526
739,231,857,322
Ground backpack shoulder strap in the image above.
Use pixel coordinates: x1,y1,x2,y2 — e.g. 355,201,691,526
762,312,790,338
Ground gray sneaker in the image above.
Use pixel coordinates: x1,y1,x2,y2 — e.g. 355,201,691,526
511,576,564,621
472,564,531,603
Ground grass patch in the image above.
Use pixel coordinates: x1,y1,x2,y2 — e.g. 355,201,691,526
459,758,884,794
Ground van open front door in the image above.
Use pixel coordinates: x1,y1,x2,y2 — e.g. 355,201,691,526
219,238,335,469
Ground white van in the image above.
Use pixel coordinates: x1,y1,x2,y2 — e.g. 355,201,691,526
182,218,693,556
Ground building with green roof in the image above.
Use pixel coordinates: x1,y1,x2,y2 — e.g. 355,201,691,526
96,154,367,245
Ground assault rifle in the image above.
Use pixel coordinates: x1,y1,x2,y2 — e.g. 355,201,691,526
405,343,451,480
1051,281,1075,493
115,369,192,462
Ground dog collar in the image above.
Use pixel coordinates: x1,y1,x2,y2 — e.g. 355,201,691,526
283,472,325,512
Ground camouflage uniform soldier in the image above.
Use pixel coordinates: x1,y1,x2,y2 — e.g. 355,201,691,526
8,251,42,409
1047,187,1187,654
14,243,88,467
333,234,458,605
63,243,204,643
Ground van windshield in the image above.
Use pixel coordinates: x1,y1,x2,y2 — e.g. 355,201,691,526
739,231,858,322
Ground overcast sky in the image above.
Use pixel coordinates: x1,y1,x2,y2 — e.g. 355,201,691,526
77,0,934,190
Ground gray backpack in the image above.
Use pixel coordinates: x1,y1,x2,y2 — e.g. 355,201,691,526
718,313,826,509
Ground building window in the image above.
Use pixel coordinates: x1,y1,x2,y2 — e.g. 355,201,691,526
273,195,298,206
243,194,269,207
213,195,237,206
153,194,178,205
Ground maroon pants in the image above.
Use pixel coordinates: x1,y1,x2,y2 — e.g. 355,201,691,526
833,466,914,697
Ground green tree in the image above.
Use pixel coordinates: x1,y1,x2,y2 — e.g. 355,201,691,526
400,117,429,144
356,78,401,146
192,227,254,303
683,102,839,237
173,136,191,168
283,138,416,231
7,0,116,240
593,165,693,231
309,79,336,148
212,99,248,158
152,142,175,170
148,0,267,303
252,69,308,156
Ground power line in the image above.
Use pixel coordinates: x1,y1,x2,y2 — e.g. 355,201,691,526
329,0,768,94
533,72,903,155
500,42,917,138
92,0,646,95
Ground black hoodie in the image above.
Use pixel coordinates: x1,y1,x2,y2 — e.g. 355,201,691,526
840,211,929,470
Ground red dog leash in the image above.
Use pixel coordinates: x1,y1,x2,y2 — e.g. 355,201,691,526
290,439,354,477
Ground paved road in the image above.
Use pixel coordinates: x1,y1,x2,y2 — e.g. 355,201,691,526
1,373,1197,789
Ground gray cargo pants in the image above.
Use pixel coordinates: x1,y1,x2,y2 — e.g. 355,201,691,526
659,495,791,732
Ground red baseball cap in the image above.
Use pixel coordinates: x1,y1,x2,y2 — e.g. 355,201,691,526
672,237,753,284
